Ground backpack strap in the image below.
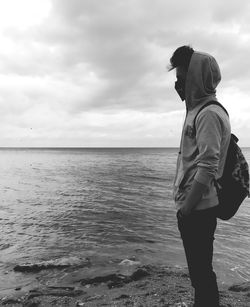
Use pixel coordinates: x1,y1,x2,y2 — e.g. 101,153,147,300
193,100,229,135
193,101,230,187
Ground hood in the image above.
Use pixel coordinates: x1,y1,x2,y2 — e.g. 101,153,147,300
185,51,221,110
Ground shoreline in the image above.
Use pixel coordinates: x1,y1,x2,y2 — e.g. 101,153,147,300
0,264,249,307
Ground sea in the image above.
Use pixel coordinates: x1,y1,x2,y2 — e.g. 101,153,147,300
0,147,249,296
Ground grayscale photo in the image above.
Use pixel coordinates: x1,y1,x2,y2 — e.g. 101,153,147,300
0,1,249,306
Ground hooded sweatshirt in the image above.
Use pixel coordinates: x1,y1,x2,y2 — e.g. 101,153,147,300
173,51,231,211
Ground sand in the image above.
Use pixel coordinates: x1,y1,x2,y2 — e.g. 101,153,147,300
0,265,249,307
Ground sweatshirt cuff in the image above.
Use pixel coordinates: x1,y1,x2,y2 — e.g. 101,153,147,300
194,168,214,186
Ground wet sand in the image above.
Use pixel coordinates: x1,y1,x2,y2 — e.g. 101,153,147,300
0,264,249,306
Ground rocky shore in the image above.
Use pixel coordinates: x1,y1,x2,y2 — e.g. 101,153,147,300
0,263,249,307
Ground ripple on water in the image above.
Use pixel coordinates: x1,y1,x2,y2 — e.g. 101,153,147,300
0,147,250,292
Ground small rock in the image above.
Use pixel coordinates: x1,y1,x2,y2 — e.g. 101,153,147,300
1,297,21,305
76,302,85,306
130,268,150,281
79,266,150,289
228,282,250,292
14,256,91,273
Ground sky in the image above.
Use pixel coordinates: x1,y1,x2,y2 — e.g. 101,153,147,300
1,0,250,147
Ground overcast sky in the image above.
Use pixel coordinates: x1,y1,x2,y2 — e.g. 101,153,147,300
1,0,250,147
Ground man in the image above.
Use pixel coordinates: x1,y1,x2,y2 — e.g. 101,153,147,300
169,46,231,307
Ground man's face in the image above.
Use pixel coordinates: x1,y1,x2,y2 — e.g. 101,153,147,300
175,66,187,101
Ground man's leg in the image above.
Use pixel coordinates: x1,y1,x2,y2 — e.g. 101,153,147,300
177,207,219,307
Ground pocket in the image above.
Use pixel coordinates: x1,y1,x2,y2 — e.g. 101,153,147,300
173,173,186,201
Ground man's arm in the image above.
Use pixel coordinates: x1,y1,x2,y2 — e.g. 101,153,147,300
180,109,223,216
179,179,208,216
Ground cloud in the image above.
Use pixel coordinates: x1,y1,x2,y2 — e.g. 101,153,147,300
1,0,250,146
212,0,250,24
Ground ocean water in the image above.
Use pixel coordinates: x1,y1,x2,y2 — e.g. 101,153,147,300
0,147,249,295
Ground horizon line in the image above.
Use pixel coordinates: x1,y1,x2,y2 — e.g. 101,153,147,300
1,146,250,149
0,146,179,149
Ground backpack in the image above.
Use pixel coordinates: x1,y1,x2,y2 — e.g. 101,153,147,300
194,101,250,220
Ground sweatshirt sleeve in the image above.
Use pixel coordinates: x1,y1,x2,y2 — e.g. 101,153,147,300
194,109,222,186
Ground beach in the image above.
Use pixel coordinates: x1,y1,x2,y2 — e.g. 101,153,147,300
0,263,250,307
0,148,250,306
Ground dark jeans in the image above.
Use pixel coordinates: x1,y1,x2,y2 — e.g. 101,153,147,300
177,206,219,307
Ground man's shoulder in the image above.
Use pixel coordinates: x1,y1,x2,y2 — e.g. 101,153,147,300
197,104,229,122
195,103,231,134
